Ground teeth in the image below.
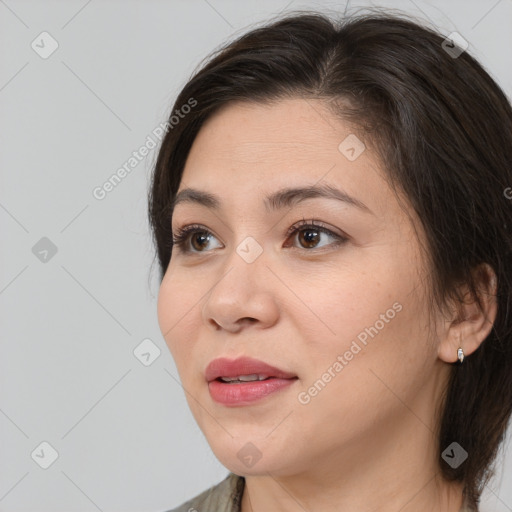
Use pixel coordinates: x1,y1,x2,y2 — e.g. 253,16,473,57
220,374,270,383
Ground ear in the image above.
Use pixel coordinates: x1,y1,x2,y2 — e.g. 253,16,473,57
438,263,498,363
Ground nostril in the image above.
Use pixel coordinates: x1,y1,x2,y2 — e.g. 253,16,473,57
239,317,257,325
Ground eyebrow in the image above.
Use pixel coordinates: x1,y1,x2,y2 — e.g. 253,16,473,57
171,183,373,215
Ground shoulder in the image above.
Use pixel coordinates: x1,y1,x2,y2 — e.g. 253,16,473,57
164,472,245,512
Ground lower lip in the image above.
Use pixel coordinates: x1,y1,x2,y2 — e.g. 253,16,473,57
208,378,297,406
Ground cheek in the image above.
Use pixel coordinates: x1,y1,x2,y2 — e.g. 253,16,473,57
287,261,398,347
157,269,198,355
290,254,428,378
293,293,428,441
156,277,175,344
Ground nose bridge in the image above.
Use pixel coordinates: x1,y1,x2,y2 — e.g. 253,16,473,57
218,232,268,293
202,233,277,330
234,233,266,266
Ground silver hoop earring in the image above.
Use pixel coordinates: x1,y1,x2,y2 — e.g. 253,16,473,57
457,347,465,364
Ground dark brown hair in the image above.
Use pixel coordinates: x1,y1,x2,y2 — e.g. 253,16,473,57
148,9,512,508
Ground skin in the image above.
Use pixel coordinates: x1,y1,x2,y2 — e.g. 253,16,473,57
157,98,497,512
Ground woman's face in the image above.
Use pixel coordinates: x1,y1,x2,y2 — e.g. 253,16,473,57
157,98,448,477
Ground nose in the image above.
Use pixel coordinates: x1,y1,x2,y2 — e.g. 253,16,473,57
201,248,280,333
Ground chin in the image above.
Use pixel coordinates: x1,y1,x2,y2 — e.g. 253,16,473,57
209,436,299,477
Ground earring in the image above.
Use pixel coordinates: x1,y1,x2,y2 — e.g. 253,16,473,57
457,347,465,364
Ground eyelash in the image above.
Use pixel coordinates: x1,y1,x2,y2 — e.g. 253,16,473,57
171,218,348,254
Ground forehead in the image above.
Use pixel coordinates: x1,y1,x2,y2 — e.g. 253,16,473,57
178,98,402,222
189,98,349,163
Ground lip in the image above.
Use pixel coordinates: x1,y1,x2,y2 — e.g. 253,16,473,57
205,356,297,382
205,356,298,407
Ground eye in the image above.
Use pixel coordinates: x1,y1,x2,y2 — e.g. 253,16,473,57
284,218,347,250
171,219,347,255
172,224,222,253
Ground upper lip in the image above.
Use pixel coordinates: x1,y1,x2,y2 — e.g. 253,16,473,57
205,356,297,382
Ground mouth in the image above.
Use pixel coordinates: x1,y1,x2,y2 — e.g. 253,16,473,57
205,356,298,406
205,356,297,382
214,374,275,384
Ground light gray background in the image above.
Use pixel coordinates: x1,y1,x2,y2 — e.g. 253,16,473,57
1,0,511,511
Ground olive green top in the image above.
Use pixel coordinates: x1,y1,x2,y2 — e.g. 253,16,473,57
166,472,477,512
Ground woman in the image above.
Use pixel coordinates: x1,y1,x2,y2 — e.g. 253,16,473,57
148,9,512,512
